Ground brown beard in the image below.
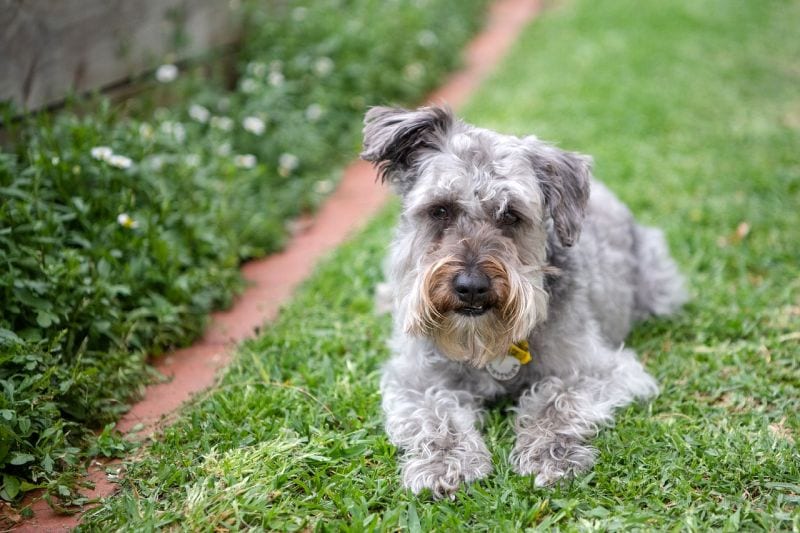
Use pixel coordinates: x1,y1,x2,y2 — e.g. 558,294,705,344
405,253,547,368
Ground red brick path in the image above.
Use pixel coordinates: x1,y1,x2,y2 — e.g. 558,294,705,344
14,0,540,529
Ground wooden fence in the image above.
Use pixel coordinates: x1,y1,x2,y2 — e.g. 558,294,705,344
0,0,241,111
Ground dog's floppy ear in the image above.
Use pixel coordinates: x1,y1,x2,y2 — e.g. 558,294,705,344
526,138,592,247
361,105,453,193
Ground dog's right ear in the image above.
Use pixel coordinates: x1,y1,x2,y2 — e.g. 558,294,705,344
361,105,453,193
524,138,592,248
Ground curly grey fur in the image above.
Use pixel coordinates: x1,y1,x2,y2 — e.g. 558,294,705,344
362,105,687,498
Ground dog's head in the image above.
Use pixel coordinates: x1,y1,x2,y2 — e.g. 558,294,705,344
362,105,591,367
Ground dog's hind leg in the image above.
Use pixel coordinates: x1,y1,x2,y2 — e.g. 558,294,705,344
380,360,492,499
510,344,658,486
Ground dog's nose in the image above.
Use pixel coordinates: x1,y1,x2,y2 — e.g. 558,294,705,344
453,270,491,306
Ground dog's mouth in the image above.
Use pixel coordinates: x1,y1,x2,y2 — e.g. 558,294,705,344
455,305,489,317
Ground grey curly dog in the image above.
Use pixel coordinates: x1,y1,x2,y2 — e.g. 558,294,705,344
361,105,687,498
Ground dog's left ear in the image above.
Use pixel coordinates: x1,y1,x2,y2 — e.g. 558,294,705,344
526,138,592,247
361,105,453,194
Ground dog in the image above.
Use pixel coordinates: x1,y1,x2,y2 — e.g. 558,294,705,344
360,105,687,499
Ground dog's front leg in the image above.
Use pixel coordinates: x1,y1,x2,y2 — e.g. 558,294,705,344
381,369,492,499
510,347,658,487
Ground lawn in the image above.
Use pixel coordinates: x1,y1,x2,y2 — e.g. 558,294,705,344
80,0,799,530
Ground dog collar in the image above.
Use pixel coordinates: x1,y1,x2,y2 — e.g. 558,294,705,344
486,340,532,380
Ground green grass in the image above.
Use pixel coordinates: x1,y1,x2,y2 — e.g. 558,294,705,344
79,0,799,529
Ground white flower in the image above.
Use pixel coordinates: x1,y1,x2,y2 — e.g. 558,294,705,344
216,143,232,156
155,64,178,83
51,156,60,165
234,154,257,169
292,6,307,21
108,154,133,169
139,123,154,140
278,153,299,176
417,30,438,48
175,124,186,142
117,213,138,229
154,107,170,121
305,104,323,122
92,146,133,169
148,155,165,171
242,116,266,135
189,104,210,123
268,71,285,87
241,78,259,94
160,121,186,143
314,179,334,195
211,116,234,131
404,63,425,82
185,154,201,167
91,146,113,161
279,153,299,170
345,20,362,34
313,57,334,77
248,62,267,78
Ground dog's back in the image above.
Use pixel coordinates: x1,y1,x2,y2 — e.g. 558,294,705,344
568,180,687,346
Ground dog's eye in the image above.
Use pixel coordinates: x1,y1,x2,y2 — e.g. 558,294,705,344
498,210,520,226
429,205,450,221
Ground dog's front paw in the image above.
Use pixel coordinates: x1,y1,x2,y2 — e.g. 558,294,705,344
510,436,597,487
401,445,492,499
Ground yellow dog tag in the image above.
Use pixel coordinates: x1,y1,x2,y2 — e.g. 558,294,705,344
486,340,532,381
